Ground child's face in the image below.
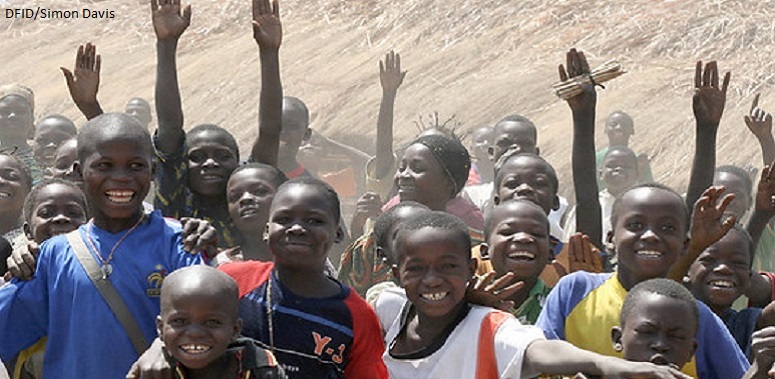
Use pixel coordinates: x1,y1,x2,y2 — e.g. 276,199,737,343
0,155,29,217
395,143,455,208
610,188,688,288
614,293,697,369
600,151,638,196
25,183,87,244
605,113,633,146
485,202,551,282
0,95,34,142
124,102,152,128
712,171,751,219
395,227,475,320
267,184,342,271
489,121,537,162
158,291,241,370
279,105,310,164
78,136,153,223
494,156,558,215
470,127,492,162
186,130,239,198
227,168,278,235
46,140,78,182
33,120,75,169
688,231,752,311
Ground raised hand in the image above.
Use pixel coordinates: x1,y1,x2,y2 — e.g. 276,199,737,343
61,43,102,119
689,186,736,253
350,192,382,237
380,50,406,95
180,217,218,258
558,48,596,116
693,61,730,128
465,271,523,311
746,94,774,140
252,0,281,51
151,0,191,41
567,233,603,273
5,242,39,281
755,160,775,215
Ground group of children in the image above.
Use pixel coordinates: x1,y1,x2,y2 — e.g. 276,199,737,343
3,1,775,378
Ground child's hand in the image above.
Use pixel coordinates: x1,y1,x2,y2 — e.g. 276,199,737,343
755,160,775,215
750,326,775,378
380,50,406,95
125,337,175,379
745,93,773,140
692,61,730,128
689,186,736,253
61,43,100,110
567,233,603,273
558,48,596,117
151,0,191,41
180,217,219,258
465,272,523,310
252,0,281,51
5,242,39,281
597,358,692,378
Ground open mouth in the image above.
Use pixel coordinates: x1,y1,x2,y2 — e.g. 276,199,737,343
708,279,736,289
239,207,260,217
0,191,11,198
421,292,449,301
507,250,536,261
106,190,134,204
650,354,669,366
200,174,223,182
636,250,664,259
179,344,212,354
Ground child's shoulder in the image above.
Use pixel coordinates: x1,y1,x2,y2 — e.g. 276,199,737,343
218,261,274,298
555,271,611,291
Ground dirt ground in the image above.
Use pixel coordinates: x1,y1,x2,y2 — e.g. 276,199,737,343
3,0,775,201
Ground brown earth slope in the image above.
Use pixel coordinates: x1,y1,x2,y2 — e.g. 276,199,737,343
3,0,775,200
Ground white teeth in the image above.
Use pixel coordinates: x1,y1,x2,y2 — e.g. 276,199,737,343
106,190,134,204
180,344,211,354
421,292,448,301
637,250,663,257
508,251,536,260
0,192,10,198
710,280,735,288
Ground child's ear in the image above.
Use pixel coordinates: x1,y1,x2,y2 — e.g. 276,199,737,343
232,318,243,341
23,222,33,240
492,194,501,206
334,225,344,244
478,244,490,260
156,315,164,341
551,194,560,211
606,230,615,247
72,161,84,181
391,264,400,284
303,128,312,142
263,225,269,242
487,146,496,162
535,146,540,156
468,258,478,277
151,160,157,178
611,326,623,352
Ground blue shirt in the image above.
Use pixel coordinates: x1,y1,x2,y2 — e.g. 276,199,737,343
0,210,201,378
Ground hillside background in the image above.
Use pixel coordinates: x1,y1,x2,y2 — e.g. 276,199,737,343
4,0,775,200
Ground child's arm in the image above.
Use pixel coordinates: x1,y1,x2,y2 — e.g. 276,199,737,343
248,0,282,167
61,43,104,120
745,94,775,166
152,0,191,155
748,160,775,250
686,61,730,211
561,48,602,249
350,192,381,238
523,339,691,378
667,186,735,281
744,326,775,379
373,51,406,185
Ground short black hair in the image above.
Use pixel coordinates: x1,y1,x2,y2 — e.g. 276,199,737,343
373,201,430,264
0,152,33,194
161,265,240,317
621,278,699,332
495,114,537,141
282,96,310,129
493,151,559,195
484,198,548,238
724,225,756,268
715,165,754,198
187,123,239,160
22,178,88,225
603,145,637,163
610,182,689,231
231,162,288,189
607,110,634,134
275,176,341,223
394,211,471,261
76,113,152,162
35,114,77,136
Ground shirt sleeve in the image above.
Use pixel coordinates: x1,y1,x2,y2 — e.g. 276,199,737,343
495,319,545,379
535,272,602,340
695,301,750,379
153,133,188,217
343,293,389,379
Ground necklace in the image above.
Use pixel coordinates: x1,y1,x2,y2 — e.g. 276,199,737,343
265,274,275,351
86,213,146,279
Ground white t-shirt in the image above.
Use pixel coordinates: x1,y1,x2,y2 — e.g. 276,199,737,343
376,289,545,379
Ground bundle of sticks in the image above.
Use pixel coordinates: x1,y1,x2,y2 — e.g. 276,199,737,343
552,60,626,100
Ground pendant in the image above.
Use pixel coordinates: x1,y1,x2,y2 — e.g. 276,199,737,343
101,263,113,279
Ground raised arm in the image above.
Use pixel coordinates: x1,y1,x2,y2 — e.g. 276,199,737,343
373,51,406,180
561,48,602,249
686,61,730,210
151,0,191,154
747,161,775,253
745,94,775,167
61,43,103,120
249,0,283,166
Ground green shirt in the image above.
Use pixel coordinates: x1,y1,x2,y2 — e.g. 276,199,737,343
510,278,552,325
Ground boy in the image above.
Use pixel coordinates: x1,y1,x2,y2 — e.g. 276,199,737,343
613,278,699,370
594,111,654,190
0,84,41,184
125,98,153,130
31,115,77,171
380,211,690,378
0,113,205,377
156,265,285,378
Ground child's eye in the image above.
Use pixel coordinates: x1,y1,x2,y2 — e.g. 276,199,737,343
625,221,643,230
169,318,187,326
206,319,223,327
441,263,459,270
660,224,677,232
130,162,146,171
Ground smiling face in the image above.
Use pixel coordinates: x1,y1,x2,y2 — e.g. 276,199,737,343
227,167,280,235
489,121,537,162
470,126,493,162
125,99,152,129
494,155,559,214
33,117,76,169
688,229,752,313
0,95,34,144
600,149,638,196
396,226,475,322
186,130,239,198
25,183,87,243
395,143,455,210
713,171,751,220
610,187,688,290
0,155,31,225
267,183,342,272
605,112,634,147
485,201,551,282
616,293,697,369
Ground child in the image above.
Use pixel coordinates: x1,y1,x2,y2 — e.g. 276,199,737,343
467,124,494,185
0,113,206,378
44,138,77,181
131,176,388,378
595,111,654,190
379,211,690,378
31,115,77,171
0,153,33,240
0,84,41,184
156,265,286,378
125,98,153,130
613,278,699,370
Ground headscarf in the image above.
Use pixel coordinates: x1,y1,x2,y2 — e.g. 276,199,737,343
412,134,471,195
